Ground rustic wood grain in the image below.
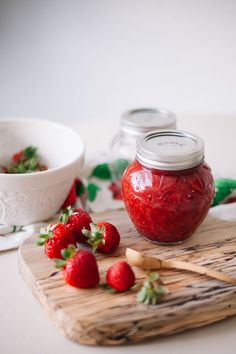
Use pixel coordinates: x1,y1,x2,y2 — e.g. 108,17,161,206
18,210,236,346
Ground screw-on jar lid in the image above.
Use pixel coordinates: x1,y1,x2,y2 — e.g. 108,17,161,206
136,130,205,170
121,108,176,136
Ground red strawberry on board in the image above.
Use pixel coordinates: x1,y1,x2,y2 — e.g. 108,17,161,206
55,245,100,288
37,223,76,259
82,222,120,254
60,206,92,243
106,261,135,292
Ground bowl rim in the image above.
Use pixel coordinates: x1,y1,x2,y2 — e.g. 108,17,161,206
0,117,85,179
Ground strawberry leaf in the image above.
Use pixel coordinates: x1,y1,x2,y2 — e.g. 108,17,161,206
54,258,66,268
149,272,159,282
137,287,146,302
131,282,142,290
60,206,75,223
39,234,48,239
24,146,38,159
61,244,77,260
36,240,45,246
137,272,169,305
99,283,118,293
83,223,105,252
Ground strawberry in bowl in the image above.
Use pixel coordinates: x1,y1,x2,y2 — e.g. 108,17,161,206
2,146,48,174
0,118,84,225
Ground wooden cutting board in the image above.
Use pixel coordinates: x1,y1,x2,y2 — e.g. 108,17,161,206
19,209,236,346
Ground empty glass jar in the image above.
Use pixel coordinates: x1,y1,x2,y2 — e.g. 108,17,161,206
110,108,177,161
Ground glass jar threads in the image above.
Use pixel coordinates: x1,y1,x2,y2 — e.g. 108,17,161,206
122,130,214,244
110,108,177,161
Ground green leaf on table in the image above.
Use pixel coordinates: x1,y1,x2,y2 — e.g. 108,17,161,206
91,163,111,180
87,183,100,202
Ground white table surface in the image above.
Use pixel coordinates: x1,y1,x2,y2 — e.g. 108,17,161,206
1,114,236,354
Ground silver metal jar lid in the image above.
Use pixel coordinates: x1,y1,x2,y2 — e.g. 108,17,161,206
136,130,205,170
121,108,176,136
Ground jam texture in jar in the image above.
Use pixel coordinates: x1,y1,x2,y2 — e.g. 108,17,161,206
122,130,215,244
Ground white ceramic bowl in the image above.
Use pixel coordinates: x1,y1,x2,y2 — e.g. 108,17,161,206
0,118,85,225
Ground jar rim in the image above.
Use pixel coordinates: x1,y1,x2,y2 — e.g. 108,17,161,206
121,108,176,136
136,129,205,171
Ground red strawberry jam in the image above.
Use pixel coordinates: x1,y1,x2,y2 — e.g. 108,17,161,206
122,130,214,244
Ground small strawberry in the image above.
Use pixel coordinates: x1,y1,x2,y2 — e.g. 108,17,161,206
106,261,135,292
60,206,92,243
37,223,76,259
82,222,120,254
55,245,100,288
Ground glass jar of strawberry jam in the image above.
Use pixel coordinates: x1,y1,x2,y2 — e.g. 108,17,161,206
122,130,214,244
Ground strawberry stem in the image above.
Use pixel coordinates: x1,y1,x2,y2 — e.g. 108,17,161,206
54,259,67,268
61,244,77,260
36,225,56,246
36,240,46,246
54,244,78,269
82,223,106,252
60,206,76,223
137,272,169,305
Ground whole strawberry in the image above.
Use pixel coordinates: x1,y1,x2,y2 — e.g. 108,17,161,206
55,245,100,288
106,261,135,292
37,223,76,259
60,206,92,243
82,222,120,254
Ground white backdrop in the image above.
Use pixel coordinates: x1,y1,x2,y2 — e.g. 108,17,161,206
0,0,236,123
